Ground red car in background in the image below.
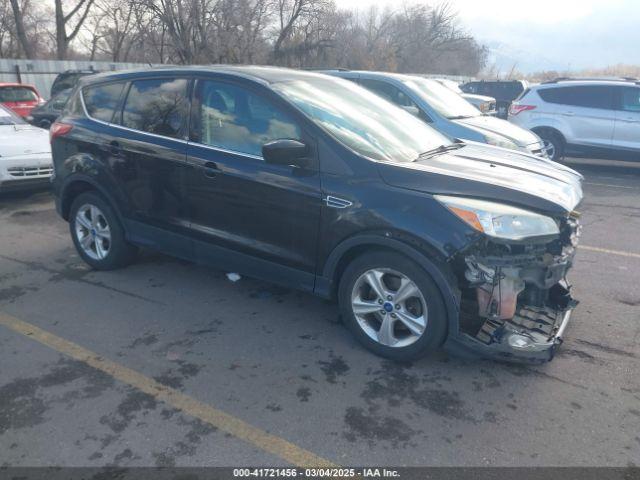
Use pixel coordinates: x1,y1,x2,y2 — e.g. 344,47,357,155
0,83,44,118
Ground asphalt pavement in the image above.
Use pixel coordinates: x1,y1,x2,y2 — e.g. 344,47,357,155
0,157,638,468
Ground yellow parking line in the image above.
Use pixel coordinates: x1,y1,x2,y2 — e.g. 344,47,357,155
581,245,640,259
0,312,336,468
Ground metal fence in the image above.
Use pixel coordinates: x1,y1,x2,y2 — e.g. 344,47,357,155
0,58,476,100
0,59,151,99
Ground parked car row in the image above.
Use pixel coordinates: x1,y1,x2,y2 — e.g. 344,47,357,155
461,80,529,119
325,70,547,157
0,69,98,125
46,66,583,364
433,78,497,115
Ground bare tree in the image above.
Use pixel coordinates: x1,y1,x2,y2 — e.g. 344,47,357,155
9,0,34,58
54,0,96,59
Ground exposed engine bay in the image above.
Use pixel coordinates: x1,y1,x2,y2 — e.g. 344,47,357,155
453,212,581,362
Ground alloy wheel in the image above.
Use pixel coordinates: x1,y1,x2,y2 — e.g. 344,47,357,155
74,204,111,260
542,139,556,159
351,268,428,348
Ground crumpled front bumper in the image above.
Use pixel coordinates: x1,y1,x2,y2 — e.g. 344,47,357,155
445,213,580,364
445,300,575,364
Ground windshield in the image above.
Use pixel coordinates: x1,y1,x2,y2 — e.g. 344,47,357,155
273,77,452,162
403,78,481,119
0,105,27,125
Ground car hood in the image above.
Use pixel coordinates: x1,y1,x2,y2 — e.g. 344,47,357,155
454,115,540,147
377,143,583,215
0,125,51,156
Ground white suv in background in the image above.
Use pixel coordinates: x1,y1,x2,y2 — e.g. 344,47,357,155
509,78,640,160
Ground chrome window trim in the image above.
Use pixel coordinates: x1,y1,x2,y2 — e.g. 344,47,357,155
80,85,189,145
80,81,266,161
188,141,264,161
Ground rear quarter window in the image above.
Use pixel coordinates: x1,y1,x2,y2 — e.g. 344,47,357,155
83,82,126,122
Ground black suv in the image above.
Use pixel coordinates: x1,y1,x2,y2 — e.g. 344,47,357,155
51,67,583,363
51,69,99,97
461,80,529,118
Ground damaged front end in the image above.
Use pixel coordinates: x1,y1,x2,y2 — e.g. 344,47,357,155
449,212,581,363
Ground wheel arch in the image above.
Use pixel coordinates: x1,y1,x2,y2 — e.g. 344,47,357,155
60,175,123,222
316,233,462,334
531,126,566,145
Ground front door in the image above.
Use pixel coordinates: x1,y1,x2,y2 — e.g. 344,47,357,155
185,78,321,290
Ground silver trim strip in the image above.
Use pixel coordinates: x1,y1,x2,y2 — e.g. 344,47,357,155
80,85,264,161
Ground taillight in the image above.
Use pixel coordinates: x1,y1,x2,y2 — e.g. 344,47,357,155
49,122,73,142
509,104,536,116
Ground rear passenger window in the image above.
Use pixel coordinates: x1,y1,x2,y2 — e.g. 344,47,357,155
83,83,125,122
192,80,301,157
539,86,613,109
359,79,420,112
122,78,189,138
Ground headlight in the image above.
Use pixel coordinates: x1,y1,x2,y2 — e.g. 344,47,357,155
483,132,519,151
436,196,560,241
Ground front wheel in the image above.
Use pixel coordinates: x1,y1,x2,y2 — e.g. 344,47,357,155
338,251,448,361
69,192,137,270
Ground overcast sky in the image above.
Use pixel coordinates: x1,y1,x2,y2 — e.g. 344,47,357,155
338,0,640,73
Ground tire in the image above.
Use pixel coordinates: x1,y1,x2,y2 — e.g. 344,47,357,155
69,191,137,270
537,129,565,161
338,250,448,361
39,119,51,129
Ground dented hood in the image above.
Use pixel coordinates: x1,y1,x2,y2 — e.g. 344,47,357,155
377,143,583,215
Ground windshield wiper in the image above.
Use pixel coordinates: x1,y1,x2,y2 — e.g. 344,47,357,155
417,143,464,160
447,115,475,120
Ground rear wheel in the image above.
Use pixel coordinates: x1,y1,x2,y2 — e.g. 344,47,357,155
537,129,565,161
338,251,448,361
69,192,137,270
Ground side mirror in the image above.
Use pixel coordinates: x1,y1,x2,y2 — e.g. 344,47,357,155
262,139,310,167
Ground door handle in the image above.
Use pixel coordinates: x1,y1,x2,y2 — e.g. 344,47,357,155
202,161,220,178
562,112,575,116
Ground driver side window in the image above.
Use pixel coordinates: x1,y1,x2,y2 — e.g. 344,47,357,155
193,80,302,158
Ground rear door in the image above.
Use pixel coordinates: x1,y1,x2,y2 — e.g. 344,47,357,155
184,77,321,289
109,77,192,245
542,85,615,148
358,78,429,121
613,85,640,151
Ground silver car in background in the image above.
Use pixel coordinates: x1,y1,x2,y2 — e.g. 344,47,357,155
509,78,640,161
324,70,547,157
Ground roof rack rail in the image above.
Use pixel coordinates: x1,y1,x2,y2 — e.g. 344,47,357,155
542,76,638,84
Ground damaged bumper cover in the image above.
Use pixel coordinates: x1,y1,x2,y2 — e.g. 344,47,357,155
446,214,580,363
